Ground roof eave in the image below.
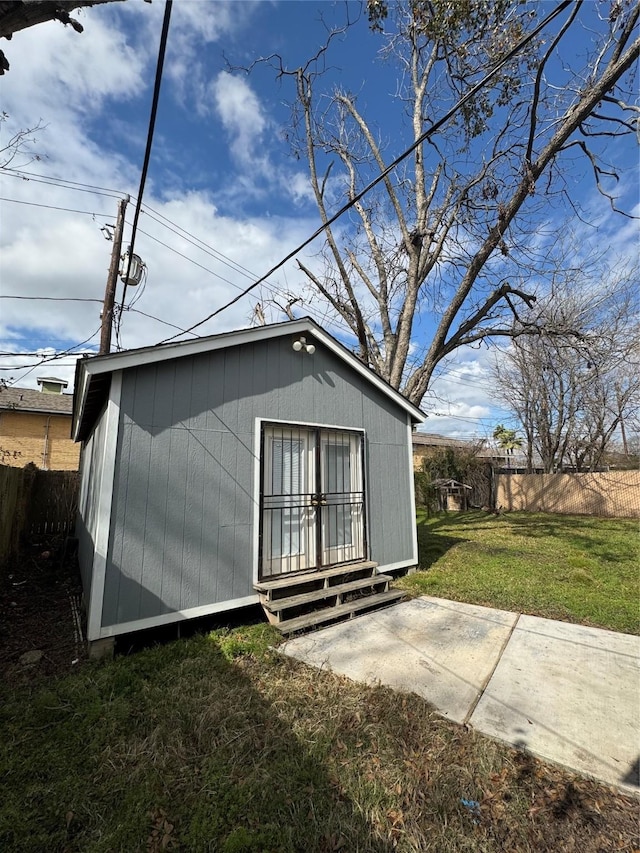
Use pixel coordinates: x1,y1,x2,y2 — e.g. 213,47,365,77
72,319,426,436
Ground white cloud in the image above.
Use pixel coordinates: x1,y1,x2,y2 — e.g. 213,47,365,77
211,71,267,164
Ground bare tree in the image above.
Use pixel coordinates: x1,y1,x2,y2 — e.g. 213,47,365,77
493,267,640,472
0,113,47,169
250,0,639,406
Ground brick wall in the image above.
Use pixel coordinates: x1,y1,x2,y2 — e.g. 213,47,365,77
0,411,80,471
497,471,640,518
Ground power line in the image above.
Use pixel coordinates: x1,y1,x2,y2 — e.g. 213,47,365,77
0,196,108,217
124,222,358,342
0,167,126,197
3,327,101,382
0,295,103,303
1,170,354,340
0,169,123,200
140,205,260,280
116,0,173,338
127,307,198,336
156,0,573,345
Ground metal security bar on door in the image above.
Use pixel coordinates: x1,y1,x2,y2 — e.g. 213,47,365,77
260,425,365,578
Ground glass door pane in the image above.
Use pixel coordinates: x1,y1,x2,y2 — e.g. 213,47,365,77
261,426,316,576
320,431,364,565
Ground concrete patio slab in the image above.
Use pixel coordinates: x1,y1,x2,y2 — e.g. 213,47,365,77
282,596,517,723
281,596,640,793
470,614,640,793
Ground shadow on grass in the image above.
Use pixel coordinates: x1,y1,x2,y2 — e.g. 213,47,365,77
0,633,389,853
416,510,471,569
503,513,635,565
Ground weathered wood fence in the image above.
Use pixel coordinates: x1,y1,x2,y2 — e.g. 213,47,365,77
0,464,79,564
497,471,640,518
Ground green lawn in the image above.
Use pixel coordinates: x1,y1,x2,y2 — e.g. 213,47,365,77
1,625,638,853
397,510,639,635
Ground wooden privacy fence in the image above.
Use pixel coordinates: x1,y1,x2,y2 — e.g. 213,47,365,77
497,471,640,518
0,464,79,564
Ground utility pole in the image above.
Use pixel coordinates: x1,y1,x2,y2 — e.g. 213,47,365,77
99,194,129,355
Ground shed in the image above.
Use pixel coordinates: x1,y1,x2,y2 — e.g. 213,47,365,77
432,478,473,511
73,318,425,650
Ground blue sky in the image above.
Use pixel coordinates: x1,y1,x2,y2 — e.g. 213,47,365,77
0,0,637,439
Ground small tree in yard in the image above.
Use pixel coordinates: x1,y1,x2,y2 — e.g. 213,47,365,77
248,0,640,406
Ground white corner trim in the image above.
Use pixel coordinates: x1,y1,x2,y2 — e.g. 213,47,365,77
98,594,260,639
407,415,419,565
252,418,262,585
86,371,122,642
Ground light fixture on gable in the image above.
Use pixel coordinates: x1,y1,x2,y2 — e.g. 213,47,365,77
292,336,315,355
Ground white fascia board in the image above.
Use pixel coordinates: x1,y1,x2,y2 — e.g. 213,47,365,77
71,363,91,442
81,319,314,376
77,318,426,425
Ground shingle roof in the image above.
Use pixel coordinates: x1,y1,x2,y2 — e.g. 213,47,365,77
412,432,476,449
0,386,74,415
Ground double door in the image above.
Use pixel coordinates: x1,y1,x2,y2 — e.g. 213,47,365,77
260,424,366,578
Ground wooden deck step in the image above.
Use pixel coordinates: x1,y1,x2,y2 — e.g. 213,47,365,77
262,573,393,614
277,589,405,635
255,561,378,597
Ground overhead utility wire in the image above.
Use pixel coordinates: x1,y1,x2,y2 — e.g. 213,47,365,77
2,169,340,330
3,327,102,383
129,220,356,338
157,0,573,345
0,196,109,217
0,169,122,200
1,168,272,286
140,205,260,280
0,166,126,197
0,295,103,303
116,0,173,340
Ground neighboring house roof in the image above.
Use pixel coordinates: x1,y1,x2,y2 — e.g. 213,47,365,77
412,432,477,449
0,386,74,415
37,375,68,386
432,478,473,489
73,318,426,441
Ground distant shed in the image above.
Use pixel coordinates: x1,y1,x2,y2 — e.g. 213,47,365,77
432,478,473,511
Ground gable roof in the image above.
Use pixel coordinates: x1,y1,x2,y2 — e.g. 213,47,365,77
0,385,74,416
73,318,425,441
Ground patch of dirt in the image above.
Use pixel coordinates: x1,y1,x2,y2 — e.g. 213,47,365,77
0,535,87,686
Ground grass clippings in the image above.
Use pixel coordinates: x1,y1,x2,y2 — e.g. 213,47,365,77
398,510,639,634
1,625,638,853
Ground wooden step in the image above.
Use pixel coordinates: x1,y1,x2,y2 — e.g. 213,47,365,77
262,573,393,614
254,561,378,598
277,588,405,635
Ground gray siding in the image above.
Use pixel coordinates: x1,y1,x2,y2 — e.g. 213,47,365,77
76,404,109,604
102,336,415,629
